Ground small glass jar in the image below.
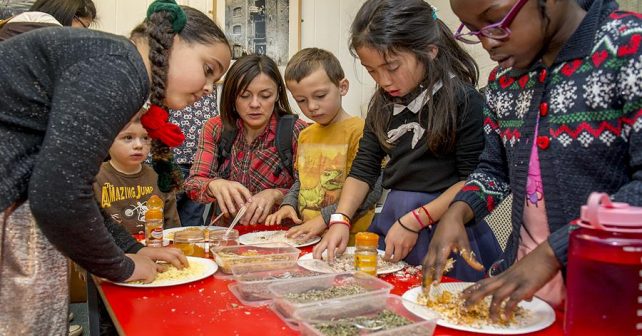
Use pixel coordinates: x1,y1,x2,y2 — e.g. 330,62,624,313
354,232,379,276
173,230,206,257
208,228,240,251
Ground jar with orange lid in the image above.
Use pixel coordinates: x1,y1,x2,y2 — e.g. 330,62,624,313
144,195,164,247
354,232,379,276
174,230,206,257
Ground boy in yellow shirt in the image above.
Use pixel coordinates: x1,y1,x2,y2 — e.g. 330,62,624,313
266,48,381,245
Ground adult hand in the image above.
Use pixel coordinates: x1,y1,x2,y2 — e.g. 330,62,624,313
242,189,282,225
207,179,252,215
383,216,419,262
266,205,302,226
460,242,561,322
137,246,189,269
124,253,162,283
422,202,483,287
313,224,349,262
286,216,326,242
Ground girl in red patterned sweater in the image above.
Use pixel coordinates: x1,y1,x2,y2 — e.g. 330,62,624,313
424,0,642,317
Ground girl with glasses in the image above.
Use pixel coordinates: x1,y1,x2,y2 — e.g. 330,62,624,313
425,0,642,319
313,0,502,280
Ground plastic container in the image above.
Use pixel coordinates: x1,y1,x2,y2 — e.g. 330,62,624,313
173,230,206,257
355,232,379,276
565,193,642,336
294,294,437,336
208,228,239,246
211,243,300,274
268,272,393,325
229,262,322,306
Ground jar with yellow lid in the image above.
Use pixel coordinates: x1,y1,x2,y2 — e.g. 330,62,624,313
354,232,379,276
174,230,206,257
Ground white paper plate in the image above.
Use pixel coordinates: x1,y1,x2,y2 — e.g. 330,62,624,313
111,257,218,288
297,247,406,275
163,226,225,241
401,283,556,334
239,230,320,248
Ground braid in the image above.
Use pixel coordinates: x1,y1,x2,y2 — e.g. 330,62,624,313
146,11,174,108
146,11,183,193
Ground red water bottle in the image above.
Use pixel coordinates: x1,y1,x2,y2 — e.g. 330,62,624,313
565,193,642,335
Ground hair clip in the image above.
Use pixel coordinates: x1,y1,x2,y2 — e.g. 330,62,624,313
429,4,438,21
147,0,186,33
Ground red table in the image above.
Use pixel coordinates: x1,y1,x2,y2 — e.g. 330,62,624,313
94,225,564,336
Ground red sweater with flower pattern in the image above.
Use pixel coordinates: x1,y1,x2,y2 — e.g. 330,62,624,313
454,0,642,268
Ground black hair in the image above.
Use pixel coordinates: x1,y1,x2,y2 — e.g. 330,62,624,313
350,0,479,153
30,0,96,26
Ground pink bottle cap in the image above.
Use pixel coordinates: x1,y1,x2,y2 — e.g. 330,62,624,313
579,192,642,233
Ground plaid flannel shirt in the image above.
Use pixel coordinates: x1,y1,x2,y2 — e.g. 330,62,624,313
184,114,307,203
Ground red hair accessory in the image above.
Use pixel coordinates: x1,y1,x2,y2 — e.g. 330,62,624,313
140,104,185,147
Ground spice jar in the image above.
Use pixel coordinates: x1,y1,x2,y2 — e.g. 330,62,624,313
354,232,379,276
144,195,164,247
174,230,206,257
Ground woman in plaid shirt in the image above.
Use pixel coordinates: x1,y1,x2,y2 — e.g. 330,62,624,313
185,55,307,225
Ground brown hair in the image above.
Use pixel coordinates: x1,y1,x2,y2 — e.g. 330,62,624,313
220,54,294,130
284,47,345,86
351,0,479,154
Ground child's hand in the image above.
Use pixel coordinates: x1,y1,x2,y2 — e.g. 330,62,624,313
286,216,326,241
313,224,349,262
383,214,419,262
137,246,189,270
460,241,561,322
423,202,483,286
124,253,160,283
266,205,302,226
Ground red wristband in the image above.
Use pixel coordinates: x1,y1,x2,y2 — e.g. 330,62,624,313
420,205,435,225
412,210,427,229
328,220,351,229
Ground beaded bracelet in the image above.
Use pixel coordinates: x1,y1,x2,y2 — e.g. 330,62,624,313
397,218,419,234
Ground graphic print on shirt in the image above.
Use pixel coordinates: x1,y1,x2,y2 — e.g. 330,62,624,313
297,144,348,221
99,182,155,208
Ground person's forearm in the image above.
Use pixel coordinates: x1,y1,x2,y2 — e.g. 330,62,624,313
335,177,370,219
423,181,465,222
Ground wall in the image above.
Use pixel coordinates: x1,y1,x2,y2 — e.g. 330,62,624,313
92,0,641,118
299,0,495,118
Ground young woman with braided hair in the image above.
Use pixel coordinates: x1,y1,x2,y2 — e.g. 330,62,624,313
0,0,230,333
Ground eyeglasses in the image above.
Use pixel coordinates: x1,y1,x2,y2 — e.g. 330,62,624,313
73,16,90,28
454,0,529,44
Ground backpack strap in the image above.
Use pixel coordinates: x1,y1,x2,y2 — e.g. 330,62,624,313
216,126,237,179
274,114,298,177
